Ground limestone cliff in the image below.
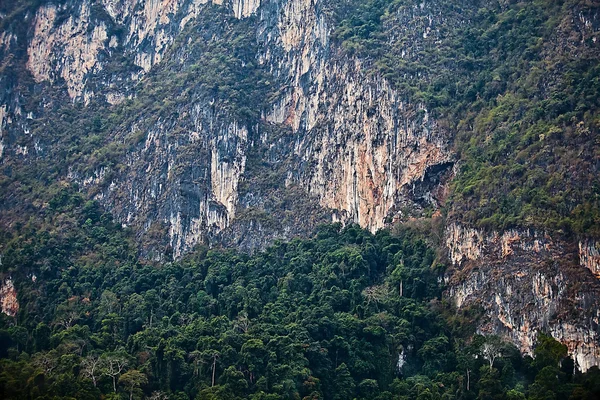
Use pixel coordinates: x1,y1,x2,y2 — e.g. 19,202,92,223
28,2,108,100
0,277,18,317
259,0,451,231
1,0,599,372
445,223,600,372
3,0,451,256
579,240,600,279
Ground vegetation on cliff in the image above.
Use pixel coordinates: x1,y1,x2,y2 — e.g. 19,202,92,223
0,0,599,398
1,0,598,245
333,0,600,237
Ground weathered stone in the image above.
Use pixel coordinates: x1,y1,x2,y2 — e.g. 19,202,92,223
446,223,600,372
0,277,18,317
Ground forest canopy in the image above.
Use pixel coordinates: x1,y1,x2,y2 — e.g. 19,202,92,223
0,195,599,399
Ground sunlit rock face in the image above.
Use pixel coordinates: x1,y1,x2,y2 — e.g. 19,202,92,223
27,3,108,100
15,0,453,256
0,277,19,317
258,0,452,232
25,0,262,102
579,240,600,279
446,223,600,372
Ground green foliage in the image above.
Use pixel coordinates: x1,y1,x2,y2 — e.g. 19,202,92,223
1,193,599,398
0,0,599,398
332,0,600,236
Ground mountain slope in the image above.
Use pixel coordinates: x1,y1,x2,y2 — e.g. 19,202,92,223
0,0,599,374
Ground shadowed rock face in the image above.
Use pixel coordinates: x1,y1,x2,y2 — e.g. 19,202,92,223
1,0,599,370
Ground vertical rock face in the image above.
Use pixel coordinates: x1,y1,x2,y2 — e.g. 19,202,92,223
0,277,18,317
232,0,261,18
0,104,6,159
259,0,451,232
210,121,247,225
100,0,211,71
445,223,600,372
445,224,486,266
579,240,600,278
28,3,108,100
445,224,551,266
94,100,249,258
16,0,452,255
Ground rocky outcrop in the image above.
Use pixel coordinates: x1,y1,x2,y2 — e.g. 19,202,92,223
445,224,486,266
579,240,600,279
445,224,551,266
0,277,18,317
552,322,600,373
28,3,108,100
446,223,600,372
259,0,451,232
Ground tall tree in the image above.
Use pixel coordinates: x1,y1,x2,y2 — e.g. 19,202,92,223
119,369,148,400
